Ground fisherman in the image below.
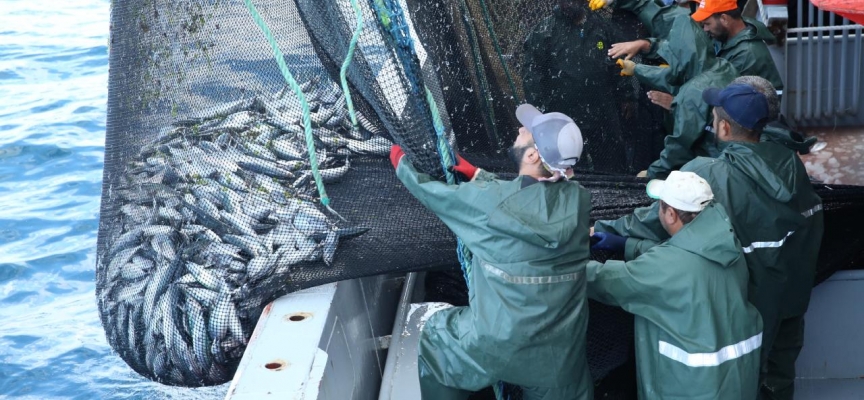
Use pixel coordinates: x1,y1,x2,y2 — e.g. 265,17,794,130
724,77,822,400
692,0,784,93
588,171,762,399
615,16,737,178
390,104,593,399
522,0,635,173
592,78,824,400
587,0,693,41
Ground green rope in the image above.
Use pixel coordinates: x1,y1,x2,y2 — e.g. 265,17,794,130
424,85,473,286
243,0,331,206
372,0,391,30
424,86,456,185
341,0,365,132
477,0,521,103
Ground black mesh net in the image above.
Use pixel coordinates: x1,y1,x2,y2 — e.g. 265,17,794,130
96,0,864,391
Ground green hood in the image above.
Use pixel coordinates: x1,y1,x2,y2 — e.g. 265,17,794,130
742,18,777,44
667,203,742,267
656,16,715,85
721,142,804,203
761,119,818,155
488,181,582,249
721,18,776,52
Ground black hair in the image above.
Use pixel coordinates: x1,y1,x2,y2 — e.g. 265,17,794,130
659,200,700,225
714,106,760,140
508,143,553,177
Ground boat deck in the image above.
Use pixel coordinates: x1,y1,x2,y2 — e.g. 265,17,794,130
801,127,864,186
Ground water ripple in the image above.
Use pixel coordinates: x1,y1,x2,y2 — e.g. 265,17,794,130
0,1,227,398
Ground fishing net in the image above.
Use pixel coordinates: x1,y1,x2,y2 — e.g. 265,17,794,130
97,0,864,391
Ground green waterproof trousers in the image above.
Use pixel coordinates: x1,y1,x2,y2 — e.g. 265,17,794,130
419,358,591,400
759,316,805,400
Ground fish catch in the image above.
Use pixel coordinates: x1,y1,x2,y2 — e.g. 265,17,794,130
98,76,387,386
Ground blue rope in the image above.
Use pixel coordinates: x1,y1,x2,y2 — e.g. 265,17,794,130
424,87,473,287
372,0,473,289
370,0,423,96
341,0,365,132
243,0,331,206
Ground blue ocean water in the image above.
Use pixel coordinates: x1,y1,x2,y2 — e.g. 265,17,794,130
0,1,226,398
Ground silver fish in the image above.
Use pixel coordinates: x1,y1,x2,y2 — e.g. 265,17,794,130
345,135,393,156
150,234,177,261
235,157,295,180
184,286,219,309
245,256,272,283
108,246,141,281
141,225,175,238
321,159,350,183
321,230,339,266
120,262,148,281
240,141,277,162
223,235,268,258
271,137,307,160
186,298,211,376
174,98,258,126
220,210,257,237
185,261,222,292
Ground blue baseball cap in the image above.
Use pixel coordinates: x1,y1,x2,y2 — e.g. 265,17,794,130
702,84,770,130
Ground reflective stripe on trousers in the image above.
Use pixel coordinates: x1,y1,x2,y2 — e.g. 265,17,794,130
659,332,763,367
741,204,822,253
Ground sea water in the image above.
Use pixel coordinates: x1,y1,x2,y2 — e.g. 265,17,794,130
0,1,227,398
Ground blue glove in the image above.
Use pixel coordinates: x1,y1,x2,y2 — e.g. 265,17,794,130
591,232,627,253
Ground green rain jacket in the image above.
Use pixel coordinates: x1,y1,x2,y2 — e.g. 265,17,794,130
588,203,762,399
633,17,738,178
612,0,783,95
596,141,824,350
614,0,690,41
396,160,593,395
761,118,817,155
715,18,784,92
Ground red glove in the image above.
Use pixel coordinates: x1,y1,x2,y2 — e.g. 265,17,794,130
449,154,478,180
390,145,405,169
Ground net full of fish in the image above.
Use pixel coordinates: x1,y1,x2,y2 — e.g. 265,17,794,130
97,77,392,386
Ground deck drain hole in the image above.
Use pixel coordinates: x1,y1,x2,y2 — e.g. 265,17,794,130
285,312,312,322
265,360,287,371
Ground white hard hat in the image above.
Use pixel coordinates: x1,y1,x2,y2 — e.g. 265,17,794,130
646,171,714,212
515,104,584,174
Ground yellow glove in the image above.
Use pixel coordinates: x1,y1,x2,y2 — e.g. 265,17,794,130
659,63,669,68
616,59,635,76
588,0,609,11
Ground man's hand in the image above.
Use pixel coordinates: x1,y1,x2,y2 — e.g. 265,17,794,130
448,154,479,181
608,40,650,60
591,232,627,253
389,145,405,169
588,0,611,11
647,91,674,111
616,59,636,76
621,102,636,120
636,170,648,178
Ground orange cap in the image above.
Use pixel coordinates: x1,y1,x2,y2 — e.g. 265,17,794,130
691,0,738,22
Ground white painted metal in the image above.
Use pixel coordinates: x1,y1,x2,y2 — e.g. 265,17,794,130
225,283,337,400
379,302,454,400
225,273,404,400
795,270,864,400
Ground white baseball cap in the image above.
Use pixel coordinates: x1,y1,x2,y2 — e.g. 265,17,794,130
646,171,714,212
515,104,584,174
